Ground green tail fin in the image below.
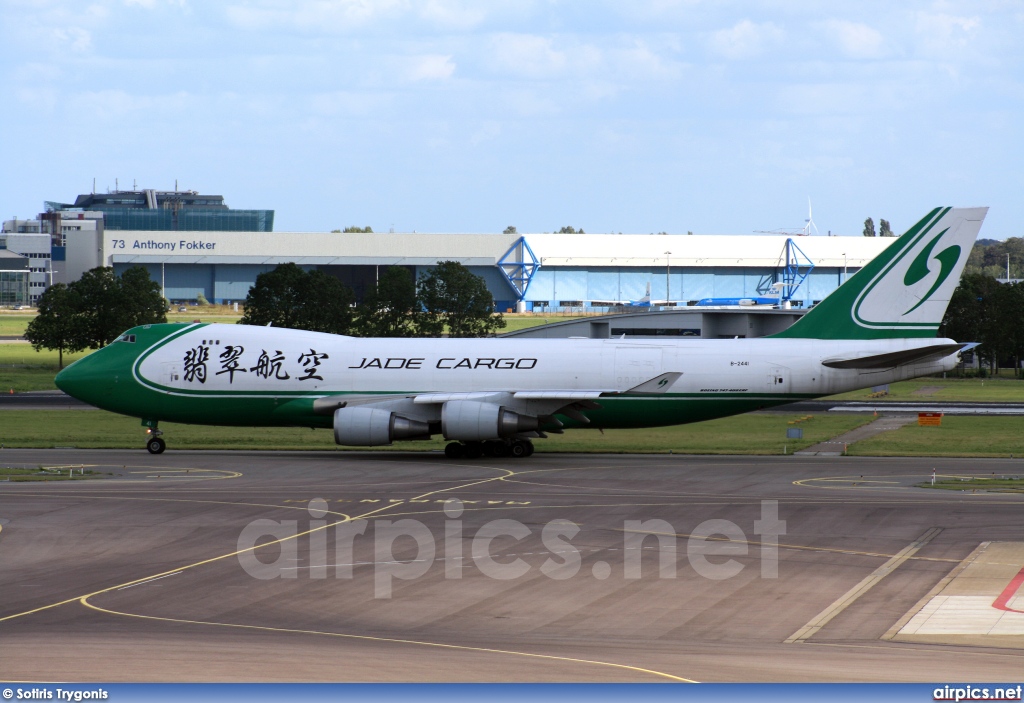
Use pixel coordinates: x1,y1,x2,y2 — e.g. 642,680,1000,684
773,207,987,340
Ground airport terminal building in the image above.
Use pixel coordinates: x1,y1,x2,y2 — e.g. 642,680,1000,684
66,228,893,312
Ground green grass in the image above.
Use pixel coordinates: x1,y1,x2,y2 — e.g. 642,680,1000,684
0,345,92,392
500,315,588,333
826,375,1024,403
166,311,242,324
0,314,35,337
848,416,1024,458
917,476,1024,492
0,410,867,454
0,466,107,482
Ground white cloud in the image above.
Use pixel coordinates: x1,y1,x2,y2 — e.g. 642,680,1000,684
408,54,456,81
418,0,486,30
708,20,783,60
914,12,980,52
75,89,192,119
609,40,682,81
224,0,406,32
51,26,93,52
123,0,189,8
309,90,393,116
823,19,885,60
488,33,601,79
469,120,500,145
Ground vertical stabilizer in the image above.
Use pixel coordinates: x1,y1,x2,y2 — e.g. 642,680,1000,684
773,207,987,340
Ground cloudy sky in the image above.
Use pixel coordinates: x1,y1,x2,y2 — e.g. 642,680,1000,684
2,1,1022,238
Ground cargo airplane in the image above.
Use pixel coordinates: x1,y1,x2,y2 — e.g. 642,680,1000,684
55,207,986,459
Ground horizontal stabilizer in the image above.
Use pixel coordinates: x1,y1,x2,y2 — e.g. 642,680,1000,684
822,343,965,370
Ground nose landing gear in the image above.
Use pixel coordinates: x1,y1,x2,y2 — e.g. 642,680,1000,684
145,423,166,454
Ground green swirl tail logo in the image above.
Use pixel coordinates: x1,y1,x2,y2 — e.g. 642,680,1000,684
903,228,961,315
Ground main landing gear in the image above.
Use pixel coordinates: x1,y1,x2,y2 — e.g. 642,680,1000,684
444,439,535,460
145,426,166,454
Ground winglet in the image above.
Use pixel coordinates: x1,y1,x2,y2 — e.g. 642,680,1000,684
621,372,682,394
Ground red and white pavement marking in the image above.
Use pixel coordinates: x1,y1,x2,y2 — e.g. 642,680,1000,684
899,543,1024,636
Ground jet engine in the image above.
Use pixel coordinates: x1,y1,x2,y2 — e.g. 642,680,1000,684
333,407,430,446
441,400,539,441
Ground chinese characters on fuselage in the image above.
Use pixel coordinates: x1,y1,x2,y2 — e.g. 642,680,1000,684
180,345,328,384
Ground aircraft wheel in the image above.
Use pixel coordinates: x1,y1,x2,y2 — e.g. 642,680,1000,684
444,442,465,459
509,441,528,458
486,441,508,458
464,442,483,460
146,437,166,454
523,440,535,457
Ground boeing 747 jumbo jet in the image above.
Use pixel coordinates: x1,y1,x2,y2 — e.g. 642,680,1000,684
56,207,986,458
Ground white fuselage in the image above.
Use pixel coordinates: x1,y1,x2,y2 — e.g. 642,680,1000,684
139,324,958,399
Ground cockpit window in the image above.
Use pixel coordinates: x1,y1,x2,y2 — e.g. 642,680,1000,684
117,334,137,343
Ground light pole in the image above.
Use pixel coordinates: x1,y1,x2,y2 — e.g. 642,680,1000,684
664,251,672,305
842,253,847,284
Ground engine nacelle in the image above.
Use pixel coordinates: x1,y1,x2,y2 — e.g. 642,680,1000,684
441,400,539,441
333,407,430,446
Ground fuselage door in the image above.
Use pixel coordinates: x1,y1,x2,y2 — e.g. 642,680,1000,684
768,366,790,394
162,362,182,387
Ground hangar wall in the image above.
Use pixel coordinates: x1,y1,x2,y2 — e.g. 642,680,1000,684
86,229,890,309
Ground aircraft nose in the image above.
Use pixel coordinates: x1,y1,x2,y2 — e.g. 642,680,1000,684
55,359,85,399
55,354,107,405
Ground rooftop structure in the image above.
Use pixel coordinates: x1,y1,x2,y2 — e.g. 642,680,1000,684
45,188,274,232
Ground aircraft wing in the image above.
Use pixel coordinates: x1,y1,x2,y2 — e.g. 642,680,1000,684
310,372,684,419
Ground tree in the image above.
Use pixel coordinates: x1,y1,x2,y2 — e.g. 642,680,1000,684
994,282,1024,375
557,226,584,234
71,266,166,349
25,284,86,369
941,273,1004,375
297,270,356,335
239,263,307,329
342,226,373,233
879,219,894,237
117,266,168,329
25,266,167,363
73,267,124,348
503,226,518,234
416,261,506,338
239,263,356,334
356,266,419,337
963,237,1024,278
863,218,876,237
